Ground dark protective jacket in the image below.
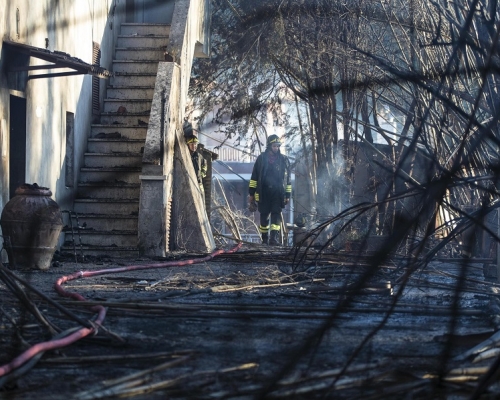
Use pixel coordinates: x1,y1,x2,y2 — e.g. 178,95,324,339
248,149,292,210
191,151,207,187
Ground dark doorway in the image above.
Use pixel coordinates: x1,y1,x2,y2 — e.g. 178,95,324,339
65,112,75,187
9,95,26,199
126,0,175,24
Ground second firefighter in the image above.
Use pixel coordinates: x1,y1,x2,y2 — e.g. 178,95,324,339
248,135,292,245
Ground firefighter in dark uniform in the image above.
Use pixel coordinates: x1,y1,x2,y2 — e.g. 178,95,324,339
186,136,207,194
248,135,292,245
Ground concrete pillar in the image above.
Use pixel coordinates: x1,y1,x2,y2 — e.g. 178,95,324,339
138,165,169,257
138,63,177,257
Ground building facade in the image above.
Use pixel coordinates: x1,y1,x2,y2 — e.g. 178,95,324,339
0,0,214,259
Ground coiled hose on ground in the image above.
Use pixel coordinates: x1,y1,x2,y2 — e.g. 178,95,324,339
0,242,242,379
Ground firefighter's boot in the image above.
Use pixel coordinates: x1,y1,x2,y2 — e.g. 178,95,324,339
269,230,280,246
261,232,269,245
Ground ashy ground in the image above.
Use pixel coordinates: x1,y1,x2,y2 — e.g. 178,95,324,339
0,244,499,399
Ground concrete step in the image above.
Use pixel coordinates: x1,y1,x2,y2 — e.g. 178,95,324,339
99,113,149,125
115,48,165,61
120,23,170,36
112,60,160,74
116,35,169,49
84,152,143,168
60,245,140,259
74,198,139,215
64,213,138,231
80,167,141,184
107,87,155,100
91,125,148,140
77,182,140,199
64,230,138,247
88,138,145,153
66,22,173,261
103,99,152,114
111,73,157,87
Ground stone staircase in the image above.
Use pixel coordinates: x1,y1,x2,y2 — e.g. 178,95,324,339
62,23,170,258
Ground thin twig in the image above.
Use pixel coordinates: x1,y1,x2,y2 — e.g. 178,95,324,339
42,350,195,364
0,264,93,329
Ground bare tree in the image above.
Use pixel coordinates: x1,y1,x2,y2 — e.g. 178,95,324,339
192,0,500,253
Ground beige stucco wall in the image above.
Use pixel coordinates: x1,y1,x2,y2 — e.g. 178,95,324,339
0,0,125,213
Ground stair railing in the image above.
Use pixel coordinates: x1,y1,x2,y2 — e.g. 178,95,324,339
138,0,213,257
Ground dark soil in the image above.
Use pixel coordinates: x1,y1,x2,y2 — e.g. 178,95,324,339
0,245,498,399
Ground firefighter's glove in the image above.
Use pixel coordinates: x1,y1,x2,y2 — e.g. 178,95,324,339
248,196,257,212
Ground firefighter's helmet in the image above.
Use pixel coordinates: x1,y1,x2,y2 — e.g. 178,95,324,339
186,136,199,144
267,135,281,146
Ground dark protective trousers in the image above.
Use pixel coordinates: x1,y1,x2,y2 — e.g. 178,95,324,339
258,186,282,232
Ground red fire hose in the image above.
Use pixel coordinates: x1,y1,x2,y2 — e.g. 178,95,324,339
0,242,242,378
